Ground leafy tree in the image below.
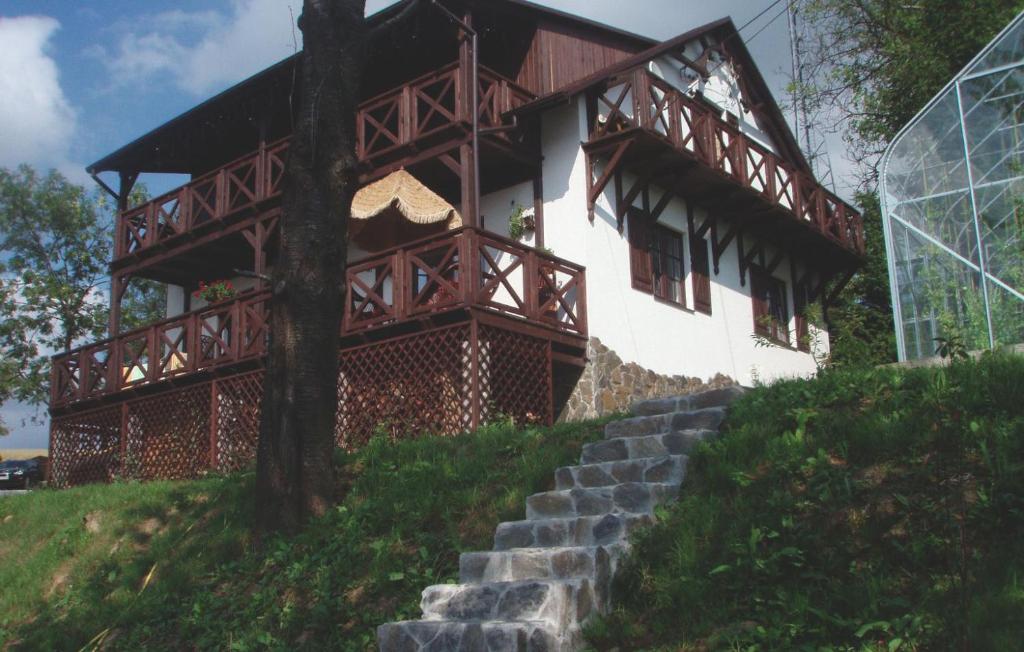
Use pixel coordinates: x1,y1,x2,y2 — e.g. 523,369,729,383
796,0,1024,178
791,0,1024,362
825,193,896,366
0,166,163,435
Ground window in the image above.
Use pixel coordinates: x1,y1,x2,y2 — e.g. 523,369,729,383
751,267,789,344
652,225,686,305
627,209,686,307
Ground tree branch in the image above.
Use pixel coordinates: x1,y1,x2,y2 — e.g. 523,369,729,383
369,0,425,38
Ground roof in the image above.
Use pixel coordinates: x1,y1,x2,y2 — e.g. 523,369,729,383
87,0,654,176
87,3,810,178
511,17,813,176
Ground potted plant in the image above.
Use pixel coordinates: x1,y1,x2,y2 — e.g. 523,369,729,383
193,279,237,304
507,204,536,240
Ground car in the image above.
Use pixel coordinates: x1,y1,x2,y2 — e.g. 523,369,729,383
0,459,45,490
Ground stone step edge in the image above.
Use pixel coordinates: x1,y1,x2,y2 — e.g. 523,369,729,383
556,453,687,473
603,409,726,440
630,385,747,417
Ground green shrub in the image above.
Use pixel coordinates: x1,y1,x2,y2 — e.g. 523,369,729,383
589,354,1024,651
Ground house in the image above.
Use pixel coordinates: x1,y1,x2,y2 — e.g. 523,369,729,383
48,0,863,486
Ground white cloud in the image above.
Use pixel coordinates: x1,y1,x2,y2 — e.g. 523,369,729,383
94,0,302,97
0,16,77,169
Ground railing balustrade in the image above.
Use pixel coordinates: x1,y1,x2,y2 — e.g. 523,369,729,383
589,67,865,256
115,63,534,261
53,228,585,409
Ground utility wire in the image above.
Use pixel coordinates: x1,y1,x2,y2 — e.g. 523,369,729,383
734,0,788,35
745,0,799,44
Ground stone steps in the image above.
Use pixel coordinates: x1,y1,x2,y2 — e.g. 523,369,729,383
525,483,679,520
630,385,746,416
377,619,564,652
459,545,624,584
378,386,742,651
420,579,600,627
603,406,726,439
554,455,687,489
580,430,713,464
493,513,655,550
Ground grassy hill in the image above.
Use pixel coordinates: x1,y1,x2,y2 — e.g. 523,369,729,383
588,353,1024,651
1,354,1022,651
0,420,604,650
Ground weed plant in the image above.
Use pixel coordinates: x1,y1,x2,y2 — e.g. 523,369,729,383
588,353,1024,651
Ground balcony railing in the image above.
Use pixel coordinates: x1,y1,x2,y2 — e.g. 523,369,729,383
589,67,865,255
52,227,585,408
114,63,535,262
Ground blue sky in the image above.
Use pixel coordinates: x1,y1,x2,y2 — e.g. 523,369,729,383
0,0,828,448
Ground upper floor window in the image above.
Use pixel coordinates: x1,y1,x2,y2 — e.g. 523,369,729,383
651,224,686,305
627,209,686,307
751,267,789,344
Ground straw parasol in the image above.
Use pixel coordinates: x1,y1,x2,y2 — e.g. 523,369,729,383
350,170,461,251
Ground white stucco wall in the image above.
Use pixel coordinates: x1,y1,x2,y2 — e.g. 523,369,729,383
537,97,827,387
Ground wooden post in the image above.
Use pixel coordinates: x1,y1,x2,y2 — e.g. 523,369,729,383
108,273,125,338
532,176,545,248
459,144,478,227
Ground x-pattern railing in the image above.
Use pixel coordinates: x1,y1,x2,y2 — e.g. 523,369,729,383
116,64,533,264
54,228,586,409
589,67,864,255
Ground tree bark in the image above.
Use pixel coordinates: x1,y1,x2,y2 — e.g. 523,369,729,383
255,0,368,534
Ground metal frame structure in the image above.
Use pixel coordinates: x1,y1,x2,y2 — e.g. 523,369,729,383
881,10,1024,360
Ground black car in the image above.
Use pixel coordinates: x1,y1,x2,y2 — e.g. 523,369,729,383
0,459,44,489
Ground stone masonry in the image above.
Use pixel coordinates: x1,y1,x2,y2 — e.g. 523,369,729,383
377,385,746,651
560,337,737,421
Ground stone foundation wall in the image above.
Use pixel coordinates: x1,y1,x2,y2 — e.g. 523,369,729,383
559,337,737,421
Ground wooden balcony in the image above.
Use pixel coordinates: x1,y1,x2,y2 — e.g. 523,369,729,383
585,67,864,259
52,227,586,410
112,63,536,266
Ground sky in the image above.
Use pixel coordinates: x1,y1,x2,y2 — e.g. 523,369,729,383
0,0,855,448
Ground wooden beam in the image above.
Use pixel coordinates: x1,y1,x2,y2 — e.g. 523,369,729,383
710,220,737,275
586,139,632,221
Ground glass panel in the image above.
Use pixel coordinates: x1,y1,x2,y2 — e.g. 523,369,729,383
883,12,1024,359
966,17,1024,75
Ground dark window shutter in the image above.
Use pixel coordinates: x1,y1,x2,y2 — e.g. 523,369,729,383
690,236,712,314
751,270,770,336
627,209,653,294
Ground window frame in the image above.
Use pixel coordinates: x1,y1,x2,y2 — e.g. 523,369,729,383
627,208,690,310
750,266,791,345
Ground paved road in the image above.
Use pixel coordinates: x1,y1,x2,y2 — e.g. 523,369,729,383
0,490,29,497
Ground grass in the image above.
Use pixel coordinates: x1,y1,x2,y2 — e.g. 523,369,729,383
587,352,1024,651
0,418,605,651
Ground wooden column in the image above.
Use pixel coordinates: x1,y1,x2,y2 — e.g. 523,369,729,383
532,175,545,248
457,11,479,227
108,273,128,337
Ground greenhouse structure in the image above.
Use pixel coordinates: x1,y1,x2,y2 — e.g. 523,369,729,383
881,10,1024,360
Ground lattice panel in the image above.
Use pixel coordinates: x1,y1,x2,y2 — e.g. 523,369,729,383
50,405,122,487
214,372,264,472
478,326,551,426
123,386,210,480
336,324,472,449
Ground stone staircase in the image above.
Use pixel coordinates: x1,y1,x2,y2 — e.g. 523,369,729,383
377,386,745,651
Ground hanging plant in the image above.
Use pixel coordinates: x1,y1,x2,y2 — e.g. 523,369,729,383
193,279,237,303
507,204,535,240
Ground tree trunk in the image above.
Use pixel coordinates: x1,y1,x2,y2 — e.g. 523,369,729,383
255,0,368,534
